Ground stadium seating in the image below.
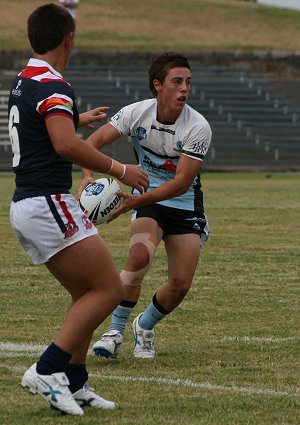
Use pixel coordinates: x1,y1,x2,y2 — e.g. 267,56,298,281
1,64,300,170
0,90,11,164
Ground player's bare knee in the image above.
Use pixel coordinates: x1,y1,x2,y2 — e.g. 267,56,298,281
169,277,192,296
129,233,156,269
128,242,150,270
121,233,156,287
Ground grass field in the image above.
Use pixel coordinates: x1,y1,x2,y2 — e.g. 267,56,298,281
1,0,300,52
0,171,299,425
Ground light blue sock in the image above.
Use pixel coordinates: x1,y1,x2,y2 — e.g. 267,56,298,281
109,302,136,335
139,297,169,330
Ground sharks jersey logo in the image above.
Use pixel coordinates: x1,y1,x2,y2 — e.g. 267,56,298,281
176,140,183,151
136,127,147,141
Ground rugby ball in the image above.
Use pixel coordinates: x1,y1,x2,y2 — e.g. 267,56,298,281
79,178,122,225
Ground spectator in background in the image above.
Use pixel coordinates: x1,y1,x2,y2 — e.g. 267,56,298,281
58,0,80,19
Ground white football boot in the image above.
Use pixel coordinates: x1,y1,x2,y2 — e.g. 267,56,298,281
132,313,155,359
92,330,123,358
21,363,83,416
73,383,116,409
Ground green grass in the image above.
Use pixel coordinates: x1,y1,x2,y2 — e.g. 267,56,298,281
2,0,300,52
0,171,299,425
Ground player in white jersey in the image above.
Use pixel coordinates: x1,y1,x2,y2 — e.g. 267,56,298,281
78,52,212,359
58,0,80,19
9,3,148,416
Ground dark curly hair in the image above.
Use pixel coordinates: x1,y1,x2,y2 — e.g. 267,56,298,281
148,52,191,97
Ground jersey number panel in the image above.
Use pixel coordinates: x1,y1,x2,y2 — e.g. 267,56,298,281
9,105,20,167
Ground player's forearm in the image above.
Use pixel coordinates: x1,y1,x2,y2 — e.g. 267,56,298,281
85,122,121,149
136,177,189,207
58,136,127,179
86,131,107,149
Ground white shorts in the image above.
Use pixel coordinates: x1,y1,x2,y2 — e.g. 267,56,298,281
10,194,98,264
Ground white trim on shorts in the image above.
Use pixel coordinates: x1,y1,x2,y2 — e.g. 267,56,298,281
10,194,98,264
200,213,210,248
131,207,210,248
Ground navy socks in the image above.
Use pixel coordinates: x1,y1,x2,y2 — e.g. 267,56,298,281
65,363,88,393
36,342,71,375
36,342,88,393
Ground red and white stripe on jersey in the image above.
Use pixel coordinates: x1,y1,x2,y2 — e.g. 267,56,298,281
36,93,74,120
18,58,69,83
19,66,67,83
19,67,69,85
18,59,74,120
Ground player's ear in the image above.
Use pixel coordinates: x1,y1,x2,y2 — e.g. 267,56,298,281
64,31,75,49
153,79,162,94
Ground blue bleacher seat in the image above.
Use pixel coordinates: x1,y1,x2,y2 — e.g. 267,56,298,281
1,64,299,170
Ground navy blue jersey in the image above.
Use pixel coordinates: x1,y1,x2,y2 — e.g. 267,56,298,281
8,58,79,201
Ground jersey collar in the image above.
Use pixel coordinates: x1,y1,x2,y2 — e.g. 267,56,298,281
27,58,63,79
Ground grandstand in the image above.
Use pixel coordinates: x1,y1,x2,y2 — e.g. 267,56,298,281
1,63,300,170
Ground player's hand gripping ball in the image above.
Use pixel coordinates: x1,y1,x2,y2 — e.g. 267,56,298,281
79,178,122,225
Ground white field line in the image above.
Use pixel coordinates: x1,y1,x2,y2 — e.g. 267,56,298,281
0,352,38,358
0,341,299,399
90,372,300,398
2,335,299,353
0,342,90,358
210,336,300,343
0,342,47,352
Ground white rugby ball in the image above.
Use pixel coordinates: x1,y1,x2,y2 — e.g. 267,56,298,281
79,178,122,225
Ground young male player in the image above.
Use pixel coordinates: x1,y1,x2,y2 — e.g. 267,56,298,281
78,52,212,359
8,3,148,416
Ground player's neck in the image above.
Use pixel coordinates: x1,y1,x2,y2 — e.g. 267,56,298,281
33,39,72,75
33,52,66,75
156,105,181,125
